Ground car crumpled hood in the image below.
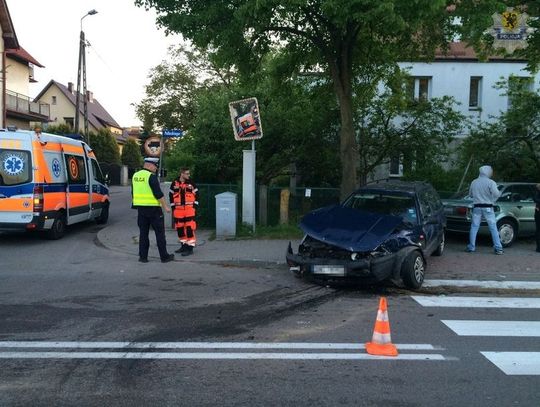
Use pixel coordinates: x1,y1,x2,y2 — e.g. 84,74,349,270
300,205,404,252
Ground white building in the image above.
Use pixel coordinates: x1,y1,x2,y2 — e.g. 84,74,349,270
401,42,539,128
383,42,540,177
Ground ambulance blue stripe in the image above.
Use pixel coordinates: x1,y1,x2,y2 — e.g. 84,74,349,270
43,184,67,193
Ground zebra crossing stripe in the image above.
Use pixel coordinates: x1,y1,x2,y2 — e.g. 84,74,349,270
0,351,449,361
423,280,540,290
0,342,440,350
442,320,540,337
481,352,540,375
411,296,540,308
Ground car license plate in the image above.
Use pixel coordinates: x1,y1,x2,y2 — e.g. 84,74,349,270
312,265,345,276
444,207,454,215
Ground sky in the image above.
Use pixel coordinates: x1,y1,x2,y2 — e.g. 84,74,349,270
7,0,182,127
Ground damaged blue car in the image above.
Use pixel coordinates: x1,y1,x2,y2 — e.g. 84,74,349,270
286,181,446,289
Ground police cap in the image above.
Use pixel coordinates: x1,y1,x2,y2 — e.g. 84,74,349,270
144,157,159,165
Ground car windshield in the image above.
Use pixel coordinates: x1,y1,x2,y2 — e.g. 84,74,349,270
342,192,418,224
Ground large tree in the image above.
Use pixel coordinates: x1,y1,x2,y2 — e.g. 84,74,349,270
135,0,458,198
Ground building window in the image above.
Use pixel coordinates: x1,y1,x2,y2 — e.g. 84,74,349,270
469,76,482,109
389,155,403,177
64,117,74,129
407,77,431,101
51,96,57,105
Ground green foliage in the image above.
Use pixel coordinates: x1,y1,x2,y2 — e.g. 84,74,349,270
89,129,121,164
135,0,463,197
453,1,540,71
43,123,73,135
121,139,144,170
356,72,467,184
402,166,465,197
458,78,540,182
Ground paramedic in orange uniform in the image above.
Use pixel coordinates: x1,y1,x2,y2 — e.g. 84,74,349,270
169,167,198,256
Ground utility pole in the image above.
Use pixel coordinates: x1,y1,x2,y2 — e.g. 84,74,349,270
74,9,97,143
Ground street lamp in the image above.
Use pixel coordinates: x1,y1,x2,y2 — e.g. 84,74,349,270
74,9,98,143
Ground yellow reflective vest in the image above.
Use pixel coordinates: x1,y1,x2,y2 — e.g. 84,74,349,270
132,169,160,206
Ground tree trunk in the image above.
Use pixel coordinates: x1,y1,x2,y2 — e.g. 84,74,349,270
330,62,359,200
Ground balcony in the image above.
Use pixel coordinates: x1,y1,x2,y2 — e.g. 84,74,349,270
6,89,50,121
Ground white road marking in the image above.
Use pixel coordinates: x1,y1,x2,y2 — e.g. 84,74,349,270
423,280,540,290
442,320,540,337
0,341,439,350
481,352,540,375
0,351,449,361
411,296,540,308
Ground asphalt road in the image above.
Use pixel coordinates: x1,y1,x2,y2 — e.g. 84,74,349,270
0,196,539,406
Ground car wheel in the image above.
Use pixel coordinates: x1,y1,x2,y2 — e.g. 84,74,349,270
432,232,445,256
401,251,426,289
497,219,517,248
46,213,66,240
95,202,109,225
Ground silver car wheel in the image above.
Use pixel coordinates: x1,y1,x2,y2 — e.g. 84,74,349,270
498,223,515,246
414,256,425,282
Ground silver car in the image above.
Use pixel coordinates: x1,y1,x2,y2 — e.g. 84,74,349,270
442,182,537,247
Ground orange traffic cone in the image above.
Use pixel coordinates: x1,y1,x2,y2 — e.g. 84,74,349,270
365,297,398,357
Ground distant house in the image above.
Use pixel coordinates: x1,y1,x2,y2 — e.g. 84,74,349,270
0,0,49,129
34,80,126,150
379,42,540,178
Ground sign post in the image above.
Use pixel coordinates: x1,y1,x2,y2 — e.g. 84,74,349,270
229,98,263,232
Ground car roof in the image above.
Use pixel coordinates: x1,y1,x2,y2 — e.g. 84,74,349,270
497,182,537,187
356,180,434,194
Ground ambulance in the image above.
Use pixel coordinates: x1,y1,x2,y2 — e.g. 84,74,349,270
0,129,110,239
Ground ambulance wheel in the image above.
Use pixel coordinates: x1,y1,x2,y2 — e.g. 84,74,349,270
46,213,66,240
95,202,109,225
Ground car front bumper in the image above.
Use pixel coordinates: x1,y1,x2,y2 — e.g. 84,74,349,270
286,244,397,281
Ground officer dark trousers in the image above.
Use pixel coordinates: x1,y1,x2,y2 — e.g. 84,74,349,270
138,207,168,260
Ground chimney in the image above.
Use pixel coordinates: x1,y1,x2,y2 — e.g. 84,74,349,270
67,82,74,93
86,90,94,103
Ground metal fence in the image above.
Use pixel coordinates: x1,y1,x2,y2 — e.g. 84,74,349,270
195,184,455,228
196,184,340,228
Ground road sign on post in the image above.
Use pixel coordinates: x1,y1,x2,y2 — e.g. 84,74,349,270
229,98,263,141
162,129,183,138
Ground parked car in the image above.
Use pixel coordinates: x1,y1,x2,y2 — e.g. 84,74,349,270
442,182,537,247
286,181,446,289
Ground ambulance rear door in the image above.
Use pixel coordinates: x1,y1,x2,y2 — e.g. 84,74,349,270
0,135,34,229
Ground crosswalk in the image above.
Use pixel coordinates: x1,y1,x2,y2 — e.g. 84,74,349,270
411,295,540,376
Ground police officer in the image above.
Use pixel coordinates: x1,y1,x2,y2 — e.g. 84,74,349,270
169,167,198,256
132,157,174,263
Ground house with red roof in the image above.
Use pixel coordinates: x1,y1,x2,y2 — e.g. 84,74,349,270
34,80,126,150
0,0,49,129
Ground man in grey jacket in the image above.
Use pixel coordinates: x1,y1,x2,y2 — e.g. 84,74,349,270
466,165,503,254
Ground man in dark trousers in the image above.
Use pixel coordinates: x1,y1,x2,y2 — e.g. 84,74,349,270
534,183,540,253
132,157,174,263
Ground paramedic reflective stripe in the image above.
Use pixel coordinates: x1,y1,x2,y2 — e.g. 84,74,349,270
132,169,159,206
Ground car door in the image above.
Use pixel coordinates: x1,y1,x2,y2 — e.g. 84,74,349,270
418,189,439,253
510,184,537,234
64,152,91,224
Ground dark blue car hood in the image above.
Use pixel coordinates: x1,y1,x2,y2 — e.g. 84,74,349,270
300,205,403,252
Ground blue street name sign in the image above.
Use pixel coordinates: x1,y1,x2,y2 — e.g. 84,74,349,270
162,129,183,138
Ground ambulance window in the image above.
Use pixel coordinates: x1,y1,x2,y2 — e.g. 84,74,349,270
91,159,105,184
65,155,86,184
0,149,32,186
